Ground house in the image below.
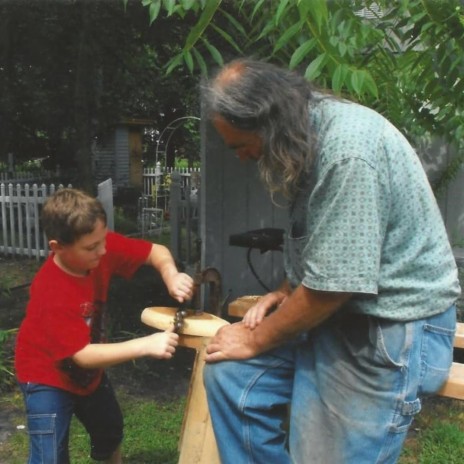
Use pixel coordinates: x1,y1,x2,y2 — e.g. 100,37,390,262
93,118,154,193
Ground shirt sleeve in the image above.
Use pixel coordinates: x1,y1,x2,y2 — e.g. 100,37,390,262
299,157,386,294
105,231,153,279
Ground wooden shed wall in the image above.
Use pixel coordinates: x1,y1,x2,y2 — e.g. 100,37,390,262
201,118,288,303
93,133,115,186
114,126,130,187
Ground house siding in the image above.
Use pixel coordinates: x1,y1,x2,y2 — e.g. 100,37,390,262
201,117,287,303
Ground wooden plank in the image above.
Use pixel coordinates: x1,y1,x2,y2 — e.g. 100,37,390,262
438,363,464,400
228,295,262,318
177,337,220,464
141,308,224,464
455,322,464,349
141,307,229,337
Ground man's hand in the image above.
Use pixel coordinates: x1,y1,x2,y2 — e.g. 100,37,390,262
205,322,260,363
243,291,287,329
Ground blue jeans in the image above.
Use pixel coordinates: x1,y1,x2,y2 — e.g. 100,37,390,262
204,306,456,464
19,374,123,464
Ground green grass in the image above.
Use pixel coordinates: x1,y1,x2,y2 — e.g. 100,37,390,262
399,398,464,463
2,388,463,463
0,389,184,464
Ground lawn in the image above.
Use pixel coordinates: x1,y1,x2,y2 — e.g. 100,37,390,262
1,382,463,463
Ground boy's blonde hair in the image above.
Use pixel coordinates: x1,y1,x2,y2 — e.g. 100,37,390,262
42,188,107,244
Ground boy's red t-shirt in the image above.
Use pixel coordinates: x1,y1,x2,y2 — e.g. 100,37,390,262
15,231,152,396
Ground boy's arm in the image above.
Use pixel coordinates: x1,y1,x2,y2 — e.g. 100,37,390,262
145,243,194,302
72,329,178,369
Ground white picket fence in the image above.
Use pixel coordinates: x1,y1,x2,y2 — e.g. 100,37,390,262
0,167,201,268
0,183,69,259
142,163,201,199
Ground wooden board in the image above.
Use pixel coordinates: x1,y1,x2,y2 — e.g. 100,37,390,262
228,295,262,318
455,322,464,349
177,337,220,464
438,362,464,400
141,306,229,337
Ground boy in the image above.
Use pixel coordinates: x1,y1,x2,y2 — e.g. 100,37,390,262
15,188,194,463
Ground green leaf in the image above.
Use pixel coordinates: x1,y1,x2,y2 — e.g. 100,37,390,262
219,9,247,36
203,39,223,66
149,0,161,25
184,0,222,51
274,0,290,26
251,0,266,21
363,72,378,99
350,69,366,95
273,21,303,53
162,0,176,16
165,53,183,75
338,41,347,57
305,0,328,31
289,38,316,69
304,53,326,81
181,0,197,9
192,47,208,76
257,20,276,41
332,64,348,93
210,24,243,53
183,49,194,73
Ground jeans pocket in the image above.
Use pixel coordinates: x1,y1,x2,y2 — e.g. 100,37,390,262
28,413,55,435
27,414,58,464
374,318,409,368
419,323,455,396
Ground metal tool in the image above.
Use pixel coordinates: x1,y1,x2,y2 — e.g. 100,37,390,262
173,303,188,333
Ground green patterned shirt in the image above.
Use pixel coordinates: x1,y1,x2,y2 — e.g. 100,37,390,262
284,97,461,320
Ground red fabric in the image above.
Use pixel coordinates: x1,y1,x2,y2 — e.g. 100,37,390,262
15,231,152,395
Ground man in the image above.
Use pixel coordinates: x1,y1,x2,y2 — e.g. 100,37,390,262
203,59,460,463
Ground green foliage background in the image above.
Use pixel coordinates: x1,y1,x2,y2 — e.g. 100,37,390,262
137,0,464,190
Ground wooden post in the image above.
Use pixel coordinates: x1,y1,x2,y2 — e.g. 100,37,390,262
141,307,228,464
170,171,182,261
177,336,220,464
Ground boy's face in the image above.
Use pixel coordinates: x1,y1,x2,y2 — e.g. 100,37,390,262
51,219,108,277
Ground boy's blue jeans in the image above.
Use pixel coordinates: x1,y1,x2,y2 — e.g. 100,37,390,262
19,373,123,464
204,306,456,464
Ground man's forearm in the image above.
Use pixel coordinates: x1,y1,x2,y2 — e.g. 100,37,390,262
252,285,351,354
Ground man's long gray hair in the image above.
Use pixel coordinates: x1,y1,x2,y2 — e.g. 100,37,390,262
205,58,316,199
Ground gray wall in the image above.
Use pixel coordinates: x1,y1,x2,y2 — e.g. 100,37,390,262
200,118,287,305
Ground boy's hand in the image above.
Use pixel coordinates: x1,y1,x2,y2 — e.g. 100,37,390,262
166,272,194,303
143,327,179,359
